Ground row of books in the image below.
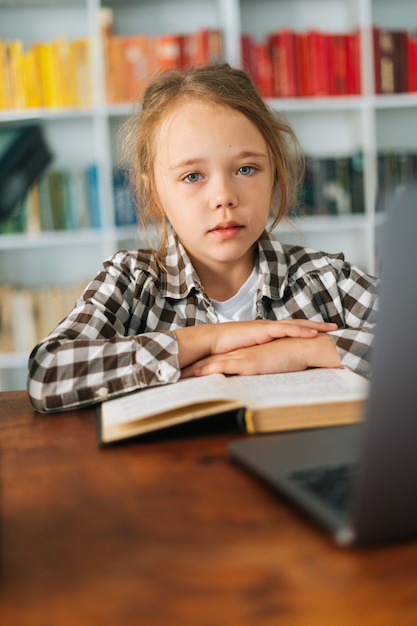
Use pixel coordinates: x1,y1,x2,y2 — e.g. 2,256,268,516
103,29,224,103
103,24,417,101
0,282,85,354
0,166,137,235
242,29,361,98
2,26,417,110
298,150,417,216
298,153,365,216
373,27,417,94
0,36,92,110
1,151,415,236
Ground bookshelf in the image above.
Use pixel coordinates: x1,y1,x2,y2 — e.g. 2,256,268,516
1,0,416,390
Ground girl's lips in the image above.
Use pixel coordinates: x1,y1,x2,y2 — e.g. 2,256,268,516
209,222,244,239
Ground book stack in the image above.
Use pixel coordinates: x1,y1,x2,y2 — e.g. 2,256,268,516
0,36,92,110
242,28,361,98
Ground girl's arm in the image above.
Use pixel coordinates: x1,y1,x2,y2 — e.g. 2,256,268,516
27,252,336,413
180,332,340,378
182,259,379,379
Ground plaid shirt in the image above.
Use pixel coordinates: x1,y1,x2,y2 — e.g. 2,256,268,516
28,230,379,413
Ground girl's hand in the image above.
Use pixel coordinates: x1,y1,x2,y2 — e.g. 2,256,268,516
175,319,338,370
181,333,341,378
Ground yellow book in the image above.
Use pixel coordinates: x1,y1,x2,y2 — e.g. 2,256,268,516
0,285,15,353
0,39,11,109
98,368,369,445
70,37,92,106
5,40,26,108
22,48,43,108
33,41,60,107
53,36,74,106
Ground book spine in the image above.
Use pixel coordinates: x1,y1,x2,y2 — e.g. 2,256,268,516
123,35,155,102
269,30,298,98
0,39,10,108
308,30,330,96
373,28,408,94
5,40,26,108
295,32,312,97
85,164,101,228
113,167,137,227
70,38,92,107
329,34,348,96
155,34,182,72
408,34,417,92
252,41,274,98
346,31,361,95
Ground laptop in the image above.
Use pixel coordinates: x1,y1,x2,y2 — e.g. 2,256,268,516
229,185,417,547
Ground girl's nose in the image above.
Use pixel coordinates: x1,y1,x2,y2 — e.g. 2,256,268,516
210,174,238,210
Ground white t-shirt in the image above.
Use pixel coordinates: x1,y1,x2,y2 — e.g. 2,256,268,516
210,266,258,322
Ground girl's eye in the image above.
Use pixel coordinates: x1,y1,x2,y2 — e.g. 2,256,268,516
184,172,202,183
238,165,256,176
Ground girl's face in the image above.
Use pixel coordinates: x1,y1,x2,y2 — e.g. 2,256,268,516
153,100,274,280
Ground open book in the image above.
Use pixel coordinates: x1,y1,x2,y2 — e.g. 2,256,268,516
97,367,369,445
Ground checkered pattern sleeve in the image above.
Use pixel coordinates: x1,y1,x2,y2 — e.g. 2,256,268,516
27,251,181,413
326,264,379,378
274,245,379,379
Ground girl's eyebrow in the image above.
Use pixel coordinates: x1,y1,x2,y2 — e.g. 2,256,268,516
170,150,269,171
170,157,206,171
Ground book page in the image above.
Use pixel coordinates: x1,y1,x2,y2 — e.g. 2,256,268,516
102,374,240,426
230,368,369,409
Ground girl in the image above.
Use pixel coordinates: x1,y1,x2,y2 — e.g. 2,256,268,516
27,64,378,413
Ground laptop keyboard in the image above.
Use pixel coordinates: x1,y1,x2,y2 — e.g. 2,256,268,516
289,463,356,515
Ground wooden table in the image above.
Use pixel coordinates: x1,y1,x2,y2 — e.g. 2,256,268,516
1,390,417,626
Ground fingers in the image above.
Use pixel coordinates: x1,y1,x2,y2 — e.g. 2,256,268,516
271,319,338,334
211,319,339,358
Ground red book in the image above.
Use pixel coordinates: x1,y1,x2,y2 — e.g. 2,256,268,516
329,33,348,95
155,34,182,72
181,29,224,70
346,31,361,95
252,41,274,98
295,32,312,97
308,30,331,96
241,34,255,79
407,33,417,92
268,29,298,97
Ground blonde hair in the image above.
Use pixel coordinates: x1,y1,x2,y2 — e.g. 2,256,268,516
119,63,304,256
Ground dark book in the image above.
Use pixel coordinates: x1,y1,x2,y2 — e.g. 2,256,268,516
373,27,409,94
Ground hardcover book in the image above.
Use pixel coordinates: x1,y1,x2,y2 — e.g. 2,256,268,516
97,368,369,445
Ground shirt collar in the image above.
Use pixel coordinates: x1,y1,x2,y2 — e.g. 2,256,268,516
256,231,291,301
158,228,290,302
158,229,205,299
